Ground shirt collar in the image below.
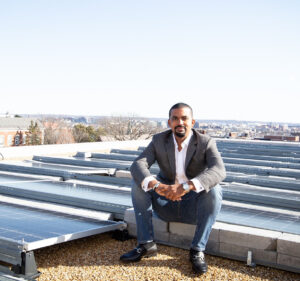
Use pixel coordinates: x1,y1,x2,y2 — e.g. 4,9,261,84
172,131,193,150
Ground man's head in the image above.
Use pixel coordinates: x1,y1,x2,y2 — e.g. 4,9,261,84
168,103,195,139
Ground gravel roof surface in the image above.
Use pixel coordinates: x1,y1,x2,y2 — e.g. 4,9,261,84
35,233,299,281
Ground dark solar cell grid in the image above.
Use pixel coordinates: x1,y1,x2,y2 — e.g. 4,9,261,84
219,205,300,234
0,202,118,244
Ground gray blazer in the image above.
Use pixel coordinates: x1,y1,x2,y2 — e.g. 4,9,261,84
130,129,226,192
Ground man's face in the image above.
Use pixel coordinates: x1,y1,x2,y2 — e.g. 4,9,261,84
168,107,195,139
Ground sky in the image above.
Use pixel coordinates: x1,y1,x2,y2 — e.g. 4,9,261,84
0,0,299,123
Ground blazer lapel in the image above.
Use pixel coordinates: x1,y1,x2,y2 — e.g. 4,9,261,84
185,133,197,171
166,134,176,180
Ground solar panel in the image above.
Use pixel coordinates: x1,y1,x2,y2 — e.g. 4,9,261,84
0,198,125,279
218,203,300,235
0,179,132,217
225,172,300,191
0,202,123,251
0,272,30,281
222,183,300,210
223,157,300,169
225,163,300,179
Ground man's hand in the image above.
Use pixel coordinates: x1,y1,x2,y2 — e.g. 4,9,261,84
148,180,195,201
156,183,187,201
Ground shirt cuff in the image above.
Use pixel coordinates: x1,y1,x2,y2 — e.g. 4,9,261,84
191,178,205,193
141,176,156,192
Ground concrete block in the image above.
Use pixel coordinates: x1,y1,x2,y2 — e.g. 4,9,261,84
154,230,170,243
169,222,196,237
126,222,169,244
124,208,135,224
168,235,220,253
220,243,277,264
124,208,168,233
116,170,132,178
153,216,168,233
220,242,248,258
208,225,220,242
252,249,277,264
169,233,191,250
219,224,280,250
206,241,220,254
127,223,137,237
277,254,300,272
277,233,300,257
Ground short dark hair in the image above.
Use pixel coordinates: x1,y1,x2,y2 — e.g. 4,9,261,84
169,102,193,118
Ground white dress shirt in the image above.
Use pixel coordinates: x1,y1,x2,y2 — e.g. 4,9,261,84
142,132,204,193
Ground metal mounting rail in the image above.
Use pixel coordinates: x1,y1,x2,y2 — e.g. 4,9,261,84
110,149,140,155
220,152,300,163
32,155,300,179
0,162,115,181
32,155,159,173
223,157,300,169
90,153,300,169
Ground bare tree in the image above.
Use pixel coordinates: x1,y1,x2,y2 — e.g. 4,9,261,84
99,115,162,141
43,119,74,144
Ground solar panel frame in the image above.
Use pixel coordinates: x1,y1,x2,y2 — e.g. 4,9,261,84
0,201,125,252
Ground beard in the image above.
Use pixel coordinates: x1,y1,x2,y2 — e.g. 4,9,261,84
175,125,186,138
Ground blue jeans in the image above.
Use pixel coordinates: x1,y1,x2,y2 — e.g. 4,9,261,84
131,182,222,251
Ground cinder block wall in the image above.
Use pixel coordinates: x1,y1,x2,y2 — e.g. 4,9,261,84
124,208,300,274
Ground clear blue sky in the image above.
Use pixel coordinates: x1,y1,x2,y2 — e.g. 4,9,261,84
0,1,299,123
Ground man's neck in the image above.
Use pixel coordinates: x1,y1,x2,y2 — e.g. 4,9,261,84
175,136,186,151
173,131,192,151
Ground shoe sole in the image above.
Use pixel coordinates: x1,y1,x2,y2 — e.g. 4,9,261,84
192,264,207,274
120,251,157,263
144,251,157,258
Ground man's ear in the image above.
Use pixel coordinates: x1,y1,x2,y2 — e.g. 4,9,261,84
168,119,171,128
192,119,195,127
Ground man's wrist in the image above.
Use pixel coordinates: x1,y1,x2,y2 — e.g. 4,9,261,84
182,182,190,192
153,182,160,191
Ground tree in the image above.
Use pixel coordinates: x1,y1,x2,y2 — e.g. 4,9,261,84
72,124,104,143
99,115,162,141
26,121,42,145
13,131,24,146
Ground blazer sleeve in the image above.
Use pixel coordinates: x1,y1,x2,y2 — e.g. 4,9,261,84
195,138,226,192
130,140,156,187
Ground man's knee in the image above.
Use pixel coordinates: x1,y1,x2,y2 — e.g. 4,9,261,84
197,184,222,211
211,184,223,202
131,180,152,208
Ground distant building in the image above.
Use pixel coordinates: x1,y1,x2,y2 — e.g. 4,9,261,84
158,121,168,129
228,132,238,138
263,135,299,142
194,121,200,129
0,117,44,147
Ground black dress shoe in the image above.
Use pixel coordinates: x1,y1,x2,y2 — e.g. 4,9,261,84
120,242,157,262
189,249,207,274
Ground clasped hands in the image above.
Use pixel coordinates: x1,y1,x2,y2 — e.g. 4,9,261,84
150,181,189,201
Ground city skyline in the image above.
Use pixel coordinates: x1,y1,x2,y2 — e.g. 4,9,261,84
0,1,299,123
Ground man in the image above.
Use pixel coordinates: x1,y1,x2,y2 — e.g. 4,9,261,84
120,102,226,274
